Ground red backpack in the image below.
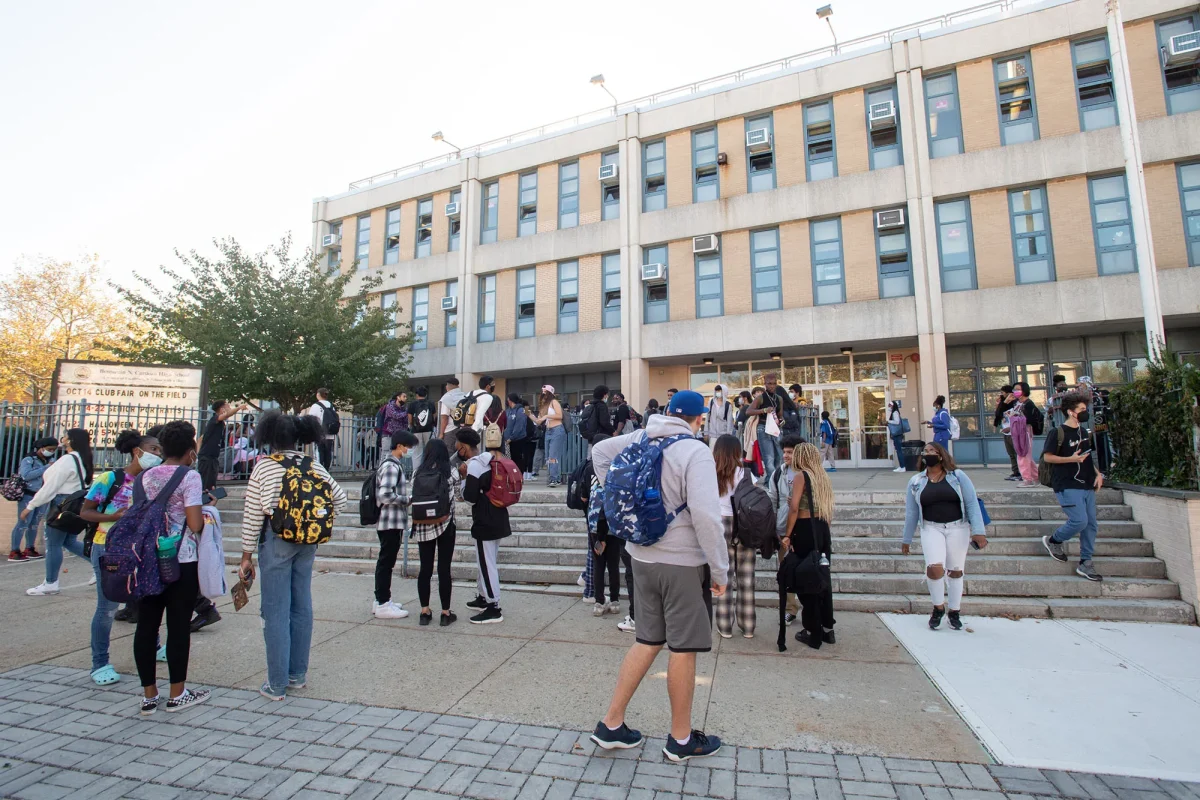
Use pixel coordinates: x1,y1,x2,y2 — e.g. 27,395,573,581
486,455,523,508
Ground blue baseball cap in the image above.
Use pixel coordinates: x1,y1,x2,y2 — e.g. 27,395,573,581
667,390,705,416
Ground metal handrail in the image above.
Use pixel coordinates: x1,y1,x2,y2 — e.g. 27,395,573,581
347,0,1027,191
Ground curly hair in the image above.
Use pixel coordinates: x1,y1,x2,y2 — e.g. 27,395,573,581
114,429,143,455
158,421,197,459
255,411,324,451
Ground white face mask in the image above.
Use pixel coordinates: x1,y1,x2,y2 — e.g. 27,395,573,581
40,449,55,458
138,452,163,470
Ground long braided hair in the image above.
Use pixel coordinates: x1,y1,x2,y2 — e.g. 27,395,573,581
792,442,834,522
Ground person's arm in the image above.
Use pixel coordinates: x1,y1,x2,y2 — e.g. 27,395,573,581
590,431,638,487
931,410,950,434
472,394,492,432
463,456,486,503
682,447,729,585
956,471,987,541
26,457,70,510
784,471,805,550
19,457,50,484
599,404,615,435
901,479,919,550
80,474,122,523
438,403,449,436
376,461,406,507
1042,430,1086,464
747,395,769,416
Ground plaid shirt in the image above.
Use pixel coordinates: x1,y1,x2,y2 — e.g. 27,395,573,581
376,456,410,532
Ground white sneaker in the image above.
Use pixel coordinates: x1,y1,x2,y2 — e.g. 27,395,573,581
606,602,620,615
617,615,636,633
373,600,409,619
27,581,60,596
88,574,97,586
593,603,606,617
893,466,906,473
582,596,594,604
577,574,586,588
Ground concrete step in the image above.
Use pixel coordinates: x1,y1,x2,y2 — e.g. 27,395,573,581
836,504,1133,521
830,520,1142,538
216,503,585,526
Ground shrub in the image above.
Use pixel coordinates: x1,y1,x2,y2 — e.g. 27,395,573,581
1108,352,1200,490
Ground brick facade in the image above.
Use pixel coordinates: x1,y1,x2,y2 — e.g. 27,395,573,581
668,239,695,321
834,90,869,176
368,207,386,270
535,262,557,336
717,117,747,198
1125,19,1168,121
578,254,603,333
536,164,558,234
721,229,752,316
1145,162,1190,269
665,131,692,209
497,173,518,242
578,152,602,226
1046,176,1098,281
773,103,806,187
495,269,516,341
398,199,417,262
1032,40,1080,139
971,189,1016,289
432,190,451,257
843,210,879,303
959,59,1001,153
780,220,813,309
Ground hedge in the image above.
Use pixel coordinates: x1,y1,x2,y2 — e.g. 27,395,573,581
1108,352,1200,490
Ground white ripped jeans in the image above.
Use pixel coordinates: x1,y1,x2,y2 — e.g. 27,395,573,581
919,519,971,610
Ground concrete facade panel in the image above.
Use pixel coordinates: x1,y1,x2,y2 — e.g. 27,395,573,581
834,90,869,176
774,103,807,187
475,119,622,181
578,254,603,333
1138,113,1200,168
536,261,558,336
537,163,559,234
717,117,747,198
432,190,451,257
579,152,602,226
398,199,417,263
842,210,879,303
721,229,752,316
666,131,692,208
668,239,696,322
495,268,516,341
347,252,459,296
972,188,1017,289
472,219,621,276
1125,18,1168,121
780,220,813,309
1144,161,1190,269
1046,175,1099,281
649,366,690,402
465,329,621,376
1031,40,1080,140
498,172,518,242
958,59,1001,153
324,161,467,222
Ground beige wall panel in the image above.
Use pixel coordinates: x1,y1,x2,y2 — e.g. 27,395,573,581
578,254,603,333
498,173,518,242
972,189,1016,289
397,199,417,262
666,131,692,209
668,240,696,321
579,152,603,226
536,262,558,336
1031,40,1080,139
425,280,446,349
368,207,386,270
1046,176,1098,281
431,191,451,256
1125,19,1168,121
780,220,812,309
959,59,1001,153
717,117,747,198
842,211,878,303
537,163,559,234
774,103,807,188
1145,162,1189,270
495,269,516,341
833,90,869,176
721,229,752,316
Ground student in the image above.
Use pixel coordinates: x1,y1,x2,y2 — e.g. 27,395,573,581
411,439,458,626
819,411,837,472
1041,391,1104,582
1007,382,1040,488
587,434,624,617
438,377,467,451
580,385,616,444
643,398,661,421
887,400,906,473
533,385,566,487
239,412,348,700
373,431,417,620
783,443,837,649
926,396,952,450
305,388,339,467
197,399,248,497
901,442,987,630
379,392,410,454
468,375,499,434
993,385,1020,481
503,394,535,479
705,385,735,451
745,373,794,478
457,426,511,624
766,434,804,625
612,392,638,435
24,428,93,596
407,386,436,472
9,436,56,561
712,434,757,640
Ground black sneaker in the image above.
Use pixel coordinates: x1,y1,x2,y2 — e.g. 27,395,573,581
440,611,458,627
590,721,643,750
114,605,135,623
419,611,433,626
469,605,504,624
164,688,210,713
822,629,836,644
190,607,221,632
466,595,488,610
140,695,159,716
663,730,722,762
929,607,945,630
784,613,797,626
1042,535,1068,563
947,611,962,631
795,630,822,650
1076,560,1103,582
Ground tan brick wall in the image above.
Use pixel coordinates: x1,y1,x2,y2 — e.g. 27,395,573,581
668,240,696,321
666,131,692,208
959,59,1001,153
1125,19,1168,120
780,221,812,309
579,152,602,225
774,103,806,188
1145,162,1189,269
537,164,558,234
721,229,752,316
398,199,417,262
842,211,878,303
717,117,746,198
1046,176,1097,281
494,270,516,341
431,191,451,257
535,262,558,335
834,90,869,176
367,207,386,269
425,281,445,347
1031,40,1080,139
340,216,356,274
578,255,603,332
497,173,518,242
972,189,1016,289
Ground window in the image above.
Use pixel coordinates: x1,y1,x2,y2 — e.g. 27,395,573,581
602,252,621,328
558,261,579,333
643,244,669,324
810,219,844,305
445,280,458,347
1009,187,1055,284
327,222,342,273
745,114,775,193
1180,162,1200,267
1158,15,1200,115
478,275,497,342
1089,175,1136,275
412,286,429,349
480,181,499,244
695,239,723,318
559,162,579,229
925,72,963,158
875,210,913,298
692,128,719,202
516,268,536,338
935,199,976,291
995,54,1038,145
381,292,397,338
415,198,433,258
601,151,620,220
448,189,461,252
804,100,836,181
865,85,902,169
751,228,781,312
384,207,401,265
1073,38,1117,131
518,172,537,237
355,214,370,270
643,140,666,211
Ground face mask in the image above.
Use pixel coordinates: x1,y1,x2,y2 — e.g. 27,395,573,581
138,452,163,470
1075,410,1090,423
922,454,941,468
1012,390,1023,397
40,449,55,458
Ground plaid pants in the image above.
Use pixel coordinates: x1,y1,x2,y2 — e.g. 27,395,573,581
715,516,757,637
582,548,595,599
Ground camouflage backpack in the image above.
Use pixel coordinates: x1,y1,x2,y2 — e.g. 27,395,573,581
269,454,336,545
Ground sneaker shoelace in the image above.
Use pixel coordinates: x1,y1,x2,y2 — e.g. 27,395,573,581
684,730,708,748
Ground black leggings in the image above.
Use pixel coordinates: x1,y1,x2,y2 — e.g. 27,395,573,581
509,440,535,474
593,536,625,604
134,562,199,688
621,547,634,620
418,523,456,610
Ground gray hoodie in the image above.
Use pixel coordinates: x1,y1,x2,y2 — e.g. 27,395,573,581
591,414,729,580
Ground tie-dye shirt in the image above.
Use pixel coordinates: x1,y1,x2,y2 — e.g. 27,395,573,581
140,465,204,563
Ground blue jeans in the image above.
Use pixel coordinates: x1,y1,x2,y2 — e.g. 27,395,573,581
259,532,317,692
11,495,46,551
90,544,119,671
1052,488,1098,562
757,428,783,478
44,495,86,584
545,425,567,483
891,434,906,468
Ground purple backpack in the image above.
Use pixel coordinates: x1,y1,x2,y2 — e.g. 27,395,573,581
99,467,188,603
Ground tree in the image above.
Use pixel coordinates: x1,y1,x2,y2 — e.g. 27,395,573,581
0,255,136,403
116,237,414,413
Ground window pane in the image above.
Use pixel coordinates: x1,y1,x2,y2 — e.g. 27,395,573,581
1099,250,1136,273
1180,163,1200,189
812,220,839,241
1074,39,1108,64
815,283,844,305
757,291,781,311
931,137,961,158
698,297,721,317
815,262,843,282
1094,201,1130,223
752,229,777,250
697,258,720,277
937,201,966,224
1098,225,1133,248
817,356,850,383
942,268,974,291
1017,259,1051,283
810,161,835,181
1091,176,1126,201
940,226,970,266
754,270,779,289
1002,121,1036,144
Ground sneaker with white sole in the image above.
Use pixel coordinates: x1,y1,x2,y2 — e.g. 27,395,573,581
606,602,620,615
593,603,607,617
140,695,159,716
663,730,722,762
1042,535,1068,563
165,688,210,712
259,682,286,701
617,615,636,633
88,574,96,586
577,574,586,587
26,581,60,596
469,605,503,624
892,466,906,473
373,600,409,619
1075,560,1103,582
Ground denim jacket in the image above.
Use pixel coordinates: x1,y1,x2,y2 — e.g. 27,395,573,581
902,469,986,543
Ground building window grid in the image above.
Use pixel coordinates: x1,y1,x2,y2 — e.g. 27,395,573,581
381,292,397,338
1009,186,1056,284
935,198,977,292
643,140,667,212
518,172,537,237
516,268,536,339
559,162,579,229
643,244,669,324
750,228,782,312
1072,37,1118,131
384,207,401,265
558,261,579,334
804,101,837,181
1158,15,1200,115
695,240,723,319
745,114,776,193
811,218,845,306
1089,174,1137,275
601,151,620,220
481,181,499,244
412,286,429,349
355,214,370,270
994,54,1039,145
327,222,342,273
925,71,963,158
602,252,621,329
692,128,719,203
1180,162,1200,267
445,280,458,347
478,275,496,343
865,84,902,170
875,211,913,298
415,198,433,258
448,189,462,252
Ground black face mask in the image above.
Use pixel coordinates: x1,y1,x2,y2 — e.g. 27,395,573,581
922,454,941,468
1076,410,1090,423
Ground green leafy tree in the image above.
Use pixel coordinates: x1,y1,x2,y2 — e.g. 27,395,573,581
116,237,414,413
1108,350,1200,490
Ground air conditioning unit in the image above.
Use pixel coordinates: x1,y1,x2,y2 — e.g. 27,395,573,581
640,263,667,283
599,163,619,184
869,101,897,130
1162,31,1200,67
692,234,719,255
444,202,460,218
321,233,341,249
441,296,458,312
876,209,905,229
745,128,772,153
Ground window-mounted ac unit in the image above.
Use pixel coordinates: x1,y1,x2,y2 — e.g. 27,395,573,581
640,263,667,283
745,128,772,153
876,209,905,229
869,101,897,130
1163,31,1200,67
599,163,619,184
444,202,460,218
321,233,341,249
692,234,719,254
441,296,458,312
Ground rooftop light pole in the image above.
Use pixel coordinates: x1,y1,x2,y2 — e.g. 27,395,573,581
431,131,461,157
590,74,619,114
816,5,838,53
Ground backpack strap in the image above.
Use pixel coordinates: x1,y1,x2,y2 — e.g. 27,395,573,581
100,469,126,512
68,452,85,492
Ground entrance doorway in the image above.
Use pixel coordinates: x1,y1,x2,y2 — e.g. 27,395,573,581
808,353,895,468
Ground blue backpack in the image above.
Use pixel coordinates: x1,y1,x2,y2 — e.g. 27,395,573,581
99,467,189,603
603,433,693,546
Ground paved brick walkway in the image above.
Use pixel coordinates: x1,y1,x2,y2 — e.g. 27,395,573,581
0,666,1197,800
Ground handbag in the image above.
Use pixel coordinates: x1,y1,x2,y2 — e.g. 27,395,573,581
45,454,90,535
764,412,781,438
1,474,27,502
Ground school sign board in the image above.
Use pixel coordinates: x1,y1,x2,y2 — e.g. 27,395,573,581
51,360,207,410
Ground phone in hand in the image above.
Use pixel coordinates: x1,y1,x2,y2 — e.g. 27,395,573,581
207,487,227,502
971,540,982,550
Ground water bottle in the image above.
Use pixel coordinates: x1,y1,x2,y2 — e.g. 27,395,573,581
818,553,829,567
643,487,660,503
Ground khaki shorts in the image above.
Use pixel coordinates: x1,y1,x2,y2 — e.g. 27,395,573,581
631,559,713,653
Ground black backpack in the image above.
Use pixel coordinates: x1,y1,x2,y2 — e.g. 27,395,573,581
411,469,451,523
359,468,380,527
732,474,776,550
565,459,595,511
1028,402,1046,436
45,453,90,535
579,404,599,442
409,400,435,433
321,403,340,435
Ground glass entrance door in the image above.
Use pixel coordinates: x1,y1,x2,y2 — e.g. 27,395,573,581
815,384,893,468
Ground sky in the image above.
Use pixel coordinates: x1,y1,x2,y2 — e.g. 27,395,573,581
0,0,982,289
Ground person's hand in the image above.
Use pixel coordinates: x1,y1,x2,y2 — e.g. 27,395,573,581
779,536,790,556
901,543,910,555
457,463,468,477
923,421,932,427
1094,474,1104,490
112,508,127,520
19,508,31,521
711,582,727,598
1074,452,1090,463
971,535,988,550
239,554,255,584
